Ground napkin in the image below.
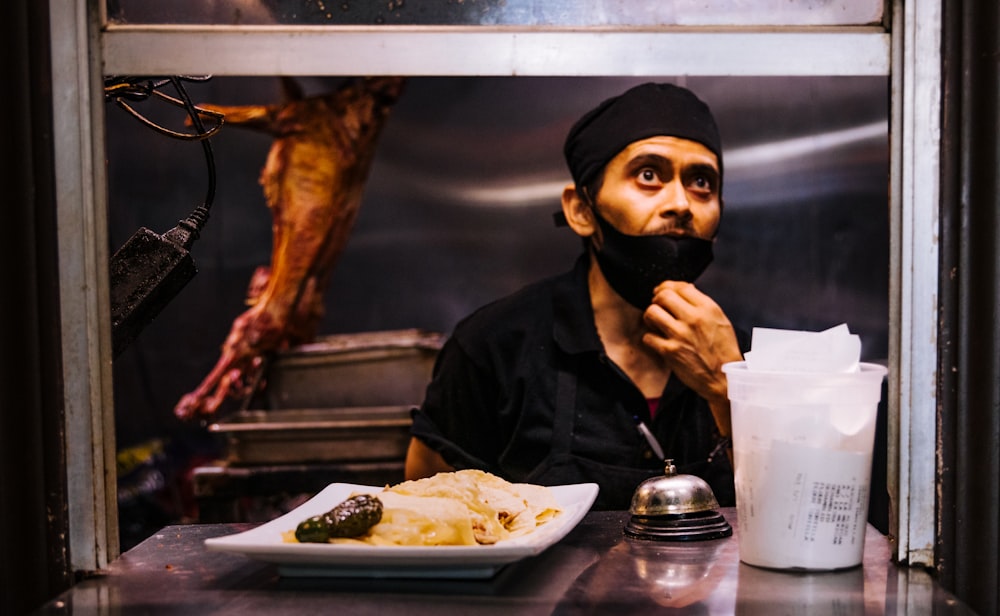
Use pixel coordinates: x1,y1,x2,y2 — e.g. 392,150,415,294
743,323,861,373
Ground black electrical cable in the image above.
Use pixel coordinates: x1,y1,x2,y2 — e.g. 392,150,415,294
103,75,223,246
106,75,226,358
105,76,224,141
167,76,215,242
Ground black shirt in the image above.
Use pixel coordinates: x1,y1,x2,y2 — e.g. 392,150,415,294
411,254,740,510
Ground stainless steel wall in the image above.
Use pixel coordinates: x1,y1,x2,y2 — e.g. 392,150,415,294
107,0,885,26
106,74,889,458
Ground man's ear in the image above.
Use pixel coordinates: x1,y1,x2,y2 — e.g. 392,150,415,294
561,184,596,239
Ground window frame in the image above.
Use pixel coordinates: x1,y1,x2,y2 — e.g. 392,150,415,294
52,0,937,573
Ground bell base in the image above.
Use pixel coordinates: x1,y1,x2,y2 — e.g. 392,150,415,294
625,510,733,542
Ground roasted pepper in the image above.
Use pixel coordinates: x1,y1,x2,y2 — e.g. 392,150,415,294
294,494,384,543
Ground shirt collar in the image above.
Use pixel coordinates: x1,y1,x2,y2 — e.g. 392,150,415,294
553,253,603,355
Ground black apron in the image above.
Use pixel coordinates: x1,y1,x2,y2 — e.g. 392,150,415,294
523,364,664,510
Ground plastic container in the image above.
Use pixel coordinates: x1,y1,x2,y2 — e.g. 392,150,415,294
722,361,887,570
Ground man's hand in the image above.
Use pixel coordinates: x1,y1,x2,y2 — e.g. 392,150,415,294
641,280,743,435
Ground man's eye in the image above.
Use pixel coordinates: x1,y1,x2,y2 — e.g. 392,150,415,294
638,168,659,183
690,175,714,191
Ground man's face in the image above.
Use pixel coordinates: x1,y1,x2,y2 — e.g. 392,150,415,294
591,136,722,241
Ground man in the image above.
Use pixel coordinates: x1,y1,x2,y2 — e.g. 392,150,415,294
405,82,746,509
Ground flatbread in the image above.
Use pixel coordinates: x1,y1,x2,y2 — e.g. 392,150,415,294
325,470,562,546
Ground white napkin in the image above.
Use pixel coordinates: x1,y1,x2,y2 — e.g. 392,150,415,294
743,323,861,373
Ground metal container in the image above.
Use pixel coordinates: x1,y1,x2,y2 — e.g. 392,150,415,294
261,328,445,410
208,405,413,465
208,329,445,466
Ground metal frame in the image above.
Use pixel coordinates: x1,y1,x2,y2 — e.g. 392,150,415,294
888,0,940,568
101,26,890,76
51,0,939,571
50,0,117,572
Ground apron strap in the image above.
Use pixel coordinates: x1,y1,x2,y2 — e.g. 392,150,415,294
552,357,579,455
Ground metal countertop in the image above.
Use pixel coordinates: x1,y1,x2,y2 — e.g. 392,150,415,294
33,509,976,615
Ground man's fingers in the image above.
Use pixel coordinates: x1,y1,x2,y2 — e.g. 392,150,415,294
644,302,683,338
653,280,704,303
650,282,710,326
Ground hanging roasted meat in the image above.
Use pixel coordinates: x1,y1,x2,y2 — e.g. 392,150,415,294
174,76,406,420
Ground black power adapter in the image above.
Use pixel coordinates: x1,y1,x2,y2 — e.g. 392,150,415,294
109,221,200,358
105,76,221,359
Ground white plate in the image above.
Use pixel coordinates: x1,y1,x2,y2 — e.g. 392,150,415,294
204,481,599,579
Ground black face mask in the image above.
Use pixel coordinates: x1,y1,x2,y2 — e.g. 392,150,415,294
592,212,714,309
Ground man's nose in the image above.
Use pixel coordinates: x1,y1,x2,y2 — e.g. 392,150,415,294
658,178,691,215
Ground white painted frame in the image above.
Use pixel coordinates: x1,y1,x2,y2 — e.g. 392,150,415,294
101,26,890,77
50,0,118,572
51,0,938,572
887,0,940,569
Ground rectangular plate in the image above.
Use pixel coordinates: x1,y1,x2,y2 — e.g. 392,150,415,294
204,481,599,579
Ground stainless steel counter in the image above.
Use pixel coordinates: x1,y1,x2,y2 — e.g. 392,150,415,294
33,509,976,615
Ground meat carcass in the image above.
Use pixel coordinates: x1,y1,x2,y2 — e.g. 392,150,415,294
174,77,406,420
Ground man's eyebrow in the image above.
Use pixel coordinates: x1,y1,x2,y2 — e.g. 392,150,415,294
628,153,667,164
624,153,672,171
685,162,721,179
